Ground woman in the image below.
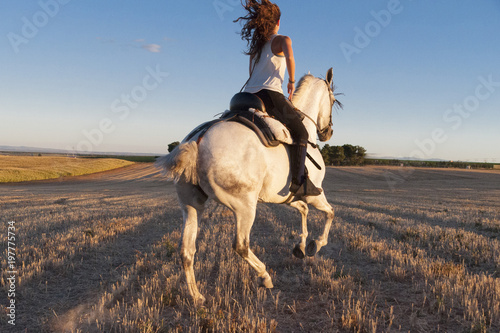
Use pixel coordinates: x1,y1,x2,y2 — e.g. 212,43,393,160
234,0,321,196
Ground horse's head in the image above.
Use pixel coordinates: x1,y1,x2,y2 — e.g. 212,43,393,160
292,68,342,142
317,68,342,142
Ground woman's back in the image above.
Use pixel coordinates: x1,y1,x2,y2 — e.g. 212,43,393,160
244,34,286,94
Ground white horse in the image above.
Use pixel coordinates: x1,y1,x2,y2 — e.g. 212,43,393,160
157,68,341,305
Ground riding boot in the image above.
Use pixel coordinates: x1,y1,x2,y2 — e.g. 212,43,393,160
289,140,322,197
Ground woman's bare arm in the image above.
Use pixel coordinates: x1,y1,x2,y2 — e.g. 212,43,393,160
280,36,296,99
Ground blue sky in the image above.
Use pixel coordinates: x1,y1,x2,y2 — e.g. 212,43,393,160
1,1,499,162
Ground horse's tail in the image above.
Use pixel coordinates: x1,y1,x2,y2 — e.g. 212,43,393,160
155,141,199,185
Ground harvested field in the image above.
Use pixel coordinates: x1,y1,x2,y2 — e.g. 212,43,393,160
0,164,499,332
0,155,134,183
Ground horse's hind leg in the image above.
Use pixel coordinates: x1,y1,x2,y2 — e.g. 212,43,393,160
176,181,207,306
232,200,274,289
289,200,309,259
305,193,335,257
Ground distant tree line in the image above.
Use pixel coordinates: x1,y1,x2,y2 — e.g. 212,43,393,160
168,141,180,153
364,159,496,169
321,144,367,166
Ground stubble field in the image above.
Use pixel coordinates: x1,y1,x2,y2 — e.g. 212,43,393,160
0,164,499,332
0,155,134,183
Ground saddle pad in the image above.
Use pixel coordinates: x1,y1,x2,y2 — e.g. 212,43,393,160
248,108,293,146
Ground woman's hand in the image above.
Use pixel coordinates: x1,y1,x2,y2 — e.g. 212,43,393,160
287,82,295,100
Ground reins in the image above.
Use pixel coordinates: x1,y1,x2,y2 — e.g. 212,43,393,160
296,109,323,133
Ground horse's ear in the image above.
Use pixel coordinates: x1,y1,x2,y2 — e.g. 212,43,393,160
326,68,333,85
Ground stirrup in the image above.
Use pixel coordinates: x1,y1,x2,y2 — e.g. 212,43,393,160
290,178,322,197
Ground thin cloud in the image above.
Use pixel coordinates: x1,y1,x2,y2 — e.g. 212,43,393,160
97,37,162,53
141,44,161,53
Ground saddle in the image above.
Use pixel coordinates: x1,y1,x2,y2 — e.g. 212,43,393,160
184,93,293,147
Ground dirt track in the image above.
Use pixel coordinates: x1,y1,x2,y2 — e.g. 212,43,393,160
1,164,499,332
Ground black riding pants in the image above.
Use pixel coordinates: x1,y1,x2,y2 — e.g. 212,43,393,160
254,89,308,144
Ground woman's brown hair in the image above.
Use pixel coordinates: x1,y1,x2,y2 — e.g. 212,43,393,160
234,0,281,63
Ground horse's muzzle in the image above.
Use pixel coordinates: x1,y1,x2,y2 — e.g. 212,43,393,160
318,126,333,142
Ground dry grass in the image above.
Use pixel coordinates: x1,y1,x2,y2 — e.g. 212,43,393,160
0,165,499,332
0,155,134,183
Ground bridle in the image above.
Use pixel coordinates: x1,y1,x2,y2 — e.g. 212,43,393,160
296,79,335,141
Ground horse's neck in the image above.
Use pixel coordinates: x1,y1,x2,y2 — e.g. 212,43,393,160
293,85,321,143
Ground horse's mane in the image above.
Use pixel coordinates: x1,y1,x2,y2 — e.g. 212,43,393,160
293,73,343,109
292,74,316,105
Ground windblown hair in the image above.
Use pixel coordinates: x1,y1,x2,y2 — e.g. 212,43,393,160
234,0,281,63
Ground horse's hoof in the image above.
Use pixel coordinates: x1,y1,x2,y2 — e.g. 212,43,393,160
306,240,318,257
193,294,206,307
259,274,274,289
292,244,305,259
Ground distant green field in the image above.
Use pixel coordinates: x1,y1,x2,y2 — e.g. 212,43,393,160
0,155,135,183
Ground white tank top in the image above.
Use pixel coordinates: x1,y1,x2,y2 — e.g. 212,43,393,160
244,34,286,94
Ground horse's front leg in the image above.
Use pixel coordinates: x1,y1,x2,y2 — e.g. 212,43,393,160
305,193,335,256
289,200,309,259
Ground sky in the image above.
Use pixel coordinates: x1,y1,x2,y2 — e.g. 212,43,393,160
0,0,499,162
